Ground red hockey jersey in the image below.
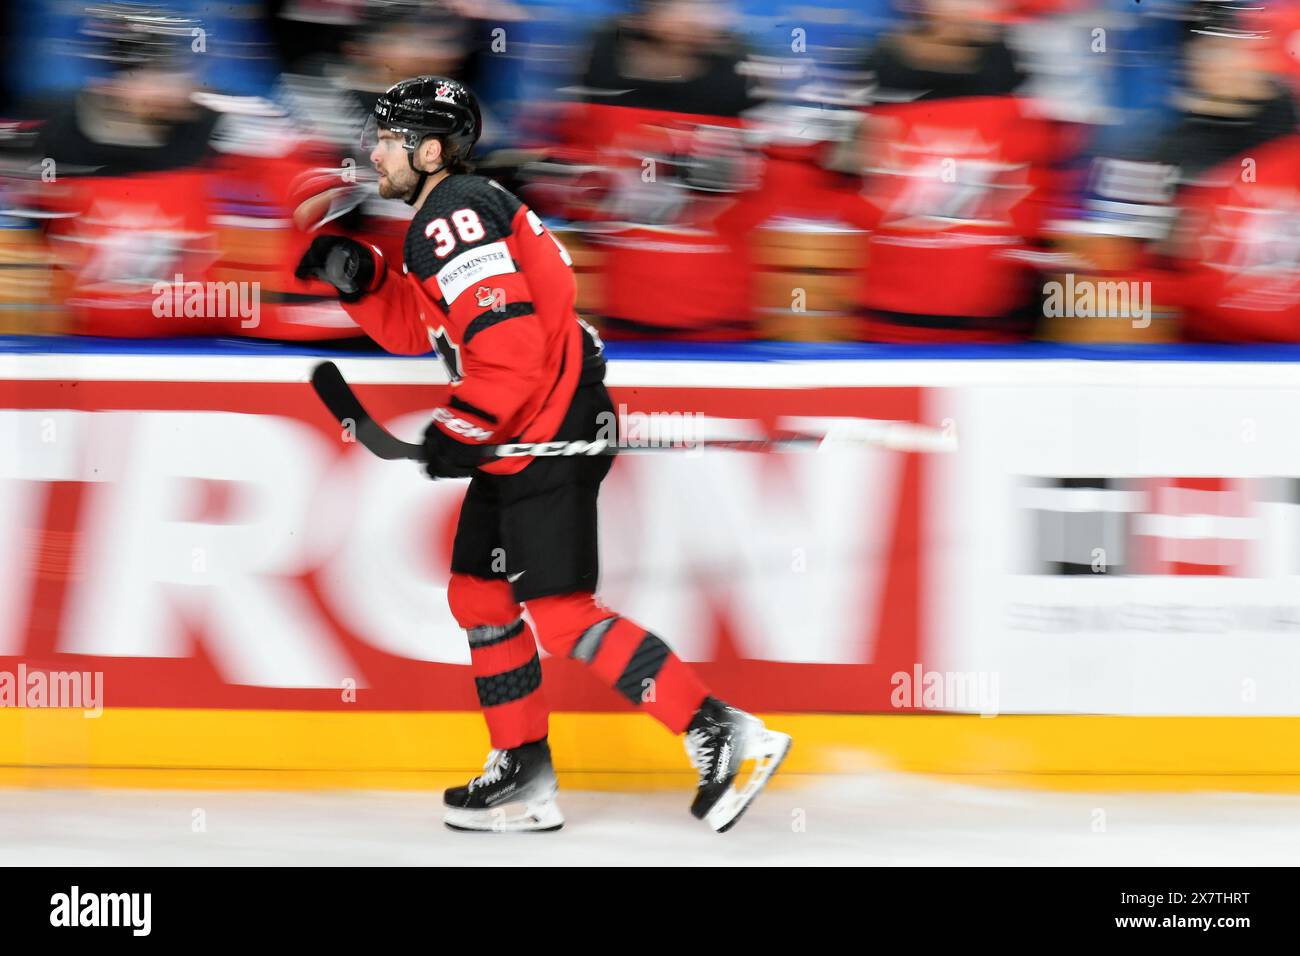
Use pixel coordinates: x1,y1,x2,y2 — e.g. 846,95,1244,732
1154,134,1300,342
23,96,376,340
857,95,1062,340
339,174,602,475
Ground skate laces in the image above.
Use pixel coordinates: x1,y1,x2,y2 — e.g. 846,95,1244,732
684,728,715,783
468,749,509,792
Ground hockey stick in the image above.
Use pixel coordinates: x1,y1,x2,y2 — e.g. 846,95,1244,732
311,361,426,460
309,360,957,461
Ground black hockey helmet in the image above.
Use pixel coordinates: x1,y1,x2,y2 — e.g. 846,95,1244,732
361,0,458,33
364,75,482,166
80,2,201,74
1181,1,1268,43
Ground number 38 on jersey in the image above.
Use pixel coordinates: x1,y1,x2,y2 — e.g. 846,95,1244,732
425,209,486,258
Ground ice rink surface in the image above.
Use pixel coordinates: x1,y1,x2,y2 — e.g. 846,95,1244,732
4,774,1300,866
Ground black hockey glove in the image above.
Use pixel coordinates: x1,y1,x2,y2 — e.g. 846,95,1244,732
422,420,484,480
294,235,378,302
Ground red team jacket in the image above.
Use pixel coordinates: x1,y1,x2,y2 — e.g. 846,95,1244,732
538,23,758,339
338,174,600,474
555,103,754,340
1149,134,1300,342
857,94,1062,340
21,98,379,340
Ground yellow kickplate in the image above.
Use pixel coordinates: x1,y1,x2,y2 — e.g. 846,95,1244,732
1,709,1298,792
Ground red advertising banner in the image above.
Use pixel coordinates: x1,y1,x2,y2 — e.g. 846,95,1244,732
1,370,926,715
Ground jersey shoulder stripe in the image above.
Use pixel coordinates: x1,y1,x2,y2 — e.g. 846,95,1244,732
449,394,499,425
464,301,535,345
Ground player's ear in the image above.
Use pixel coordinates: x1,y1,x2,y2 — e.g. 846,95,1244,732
417,136,444,173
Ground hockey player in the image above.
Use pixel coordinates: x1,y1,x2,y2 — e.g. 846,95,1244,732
294,76,791,832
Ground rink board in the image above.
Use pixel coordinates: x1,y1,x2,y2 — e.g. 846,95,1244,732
3,708,1300,792
5,347,1300,789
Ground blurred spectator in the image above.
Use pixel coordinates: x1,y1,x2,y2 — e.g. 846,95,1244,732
8,0,279,99
269,0,367,70
11,0,1300,348
852,0,1069,342
280,0,528,184
1068,1,1300,342
1256,0,1300,98
284,0,476,94
3,2,352,339
531,0,763,339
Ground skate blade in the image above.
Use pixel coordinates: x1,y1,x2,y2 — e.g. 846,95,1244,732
443,797,565,833
705,730,792,834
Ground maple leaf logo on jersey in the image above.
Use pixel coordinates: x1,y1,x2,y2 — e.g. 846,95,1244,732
865,124,1033,232
1198,186,1300,312
428,326,463,383
52,199,216,295
474,285,498,309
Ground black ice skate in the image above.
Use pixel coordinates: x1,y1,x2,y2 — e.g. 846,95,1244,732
684,697,792,833
443,739,564,832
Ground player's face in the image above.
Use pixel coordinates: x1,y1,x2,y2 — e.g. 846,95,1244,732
360,27,467,85
644,0,727,48
107,67,196,123
1188,35,1264,100
920,0,1001,29
371,128,421,200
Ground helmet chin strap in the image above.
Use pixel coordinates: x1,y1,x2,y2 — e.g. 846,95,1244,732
404,144,450,207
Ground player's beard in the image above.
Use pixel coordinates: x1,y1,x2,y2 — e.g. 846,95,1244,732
377,164,419,201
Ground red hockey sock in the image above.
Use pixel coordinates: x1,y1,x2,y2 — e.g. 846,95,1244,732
448,573,549,749
527,592,709,734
